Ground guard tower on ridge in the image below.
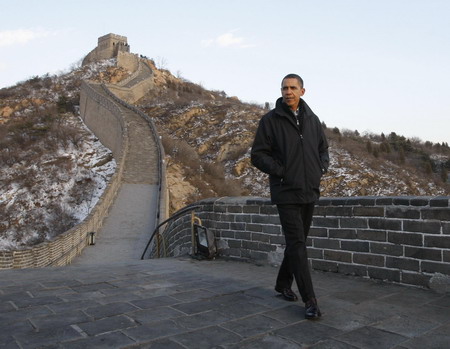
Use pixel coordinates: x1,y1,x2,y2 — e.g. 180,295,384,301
82,33,130,66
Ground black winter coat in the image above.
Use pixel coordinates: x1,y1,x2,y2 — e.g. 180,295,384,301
251,97,329,204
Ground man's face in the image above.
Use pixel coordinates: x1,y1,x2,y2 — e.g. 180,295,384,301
281,78,305,110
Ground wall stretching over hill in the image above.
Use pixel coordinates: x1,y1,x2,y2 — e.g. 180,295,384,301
0,82,129,269
80,82,127,157
101,82,168,225
155,196,450,289
107,56,154,103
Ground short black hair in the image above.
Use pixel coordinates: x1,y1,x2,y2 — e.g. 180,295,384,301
282,74,304,88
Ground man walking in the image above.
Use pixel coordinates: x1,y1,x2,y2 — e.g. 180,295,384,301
251,74,329,319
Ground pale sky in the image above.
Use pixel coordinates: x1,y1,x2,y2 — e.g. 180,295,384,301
1,0,449,144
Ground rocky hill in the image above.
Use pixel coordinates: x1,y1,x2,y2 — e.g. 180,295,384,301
1,57,449,249
136,61,450,212
0,60,124,249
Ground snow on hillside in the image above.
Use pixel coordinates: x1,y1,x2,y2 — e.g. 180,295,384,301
322,143,446,197
0,60,119,251
1,56,448,249
0,115,116,251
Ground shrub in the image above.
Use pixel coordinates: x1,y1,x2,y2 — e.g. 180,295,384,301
46,204,78,238
398,148,406,164
366,140,372,154
373,147,379,158
203,162,225,180
424,161,433,175
0,87,15,98
441,168,448,183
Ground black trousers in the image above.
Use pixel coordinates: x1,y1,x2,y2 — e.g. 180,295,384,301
275,203,316,303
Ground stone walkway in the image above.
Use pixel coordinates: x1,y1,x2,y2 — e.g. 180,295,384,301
71,184,157,265
3,60,448,348
120,106,159,185
72,86,160,266
1,257,449,348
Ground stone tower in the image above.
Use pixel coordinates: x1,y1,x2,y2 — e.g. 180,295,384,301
82,33,130,66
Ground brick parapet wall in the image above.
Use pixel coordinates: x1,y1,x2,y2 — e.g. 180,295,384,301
0,81,129,269
116,53,142,87
116,51,140,80
101,83,168,225
106,60,154,103
157,196,450,289
80,81,127,158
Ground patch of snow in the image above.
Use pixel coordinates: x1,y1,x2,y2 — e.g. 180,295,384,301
0,115,116,251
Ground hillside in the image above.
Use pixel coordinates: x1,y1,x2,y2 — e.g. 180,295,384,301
137,61,450,212
0,60,124,250
0,57,449,249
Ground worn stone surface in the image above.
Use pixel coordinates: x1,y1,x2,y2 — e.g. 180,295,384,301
0,257,449,348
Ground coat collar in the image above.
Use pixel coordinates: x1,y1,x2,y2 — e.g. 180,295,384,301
275,97,314,117
274,97,310,129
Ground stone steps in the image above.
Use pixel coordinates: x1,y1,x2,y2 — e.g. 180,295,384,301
120,107,159,184
72,66,160,265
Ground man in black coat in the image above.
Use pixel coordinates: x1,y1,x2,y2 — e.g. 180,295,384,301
251,74,329,319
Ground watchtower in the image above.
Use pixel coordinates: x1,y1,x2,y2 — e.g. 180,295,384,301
82,33,130,66
97,33,129,56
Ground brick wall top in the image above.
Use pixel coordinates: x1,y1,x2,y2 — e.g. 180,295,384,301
318,196,449,207
158,195,450,289
195,196,450,208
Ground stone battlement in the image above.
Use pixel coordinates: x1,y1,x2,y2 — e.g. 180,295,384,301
82,33,130,66
155,196,450,289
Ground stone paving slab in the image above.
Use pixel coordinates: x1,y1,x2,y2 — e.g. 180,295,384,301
71,183,158,266
0,257,449,348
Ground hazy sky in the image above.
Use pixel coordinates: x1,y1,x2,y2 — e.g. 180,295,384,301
1,0,449,144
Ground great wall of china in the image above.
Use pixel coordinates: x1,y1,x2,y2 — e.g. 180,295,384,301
0,34,167,268
0,34,448,290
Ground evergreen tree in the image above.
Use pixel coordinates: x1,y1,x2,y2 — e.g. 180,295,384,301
57,95,69,113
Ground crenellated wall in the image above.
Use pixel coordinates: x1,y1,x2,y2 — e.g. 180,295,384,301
117,51,139,73
100,82,168,226
106,59,154,103
155,196,450,289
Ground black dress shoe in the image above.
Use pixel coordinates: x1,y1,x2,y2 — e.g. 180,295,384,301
305,298,321,319
275,286,298,302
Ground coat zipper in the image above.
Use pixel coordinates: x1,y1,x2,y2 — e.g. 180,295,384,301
295,118,303,139
296,117,307,190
